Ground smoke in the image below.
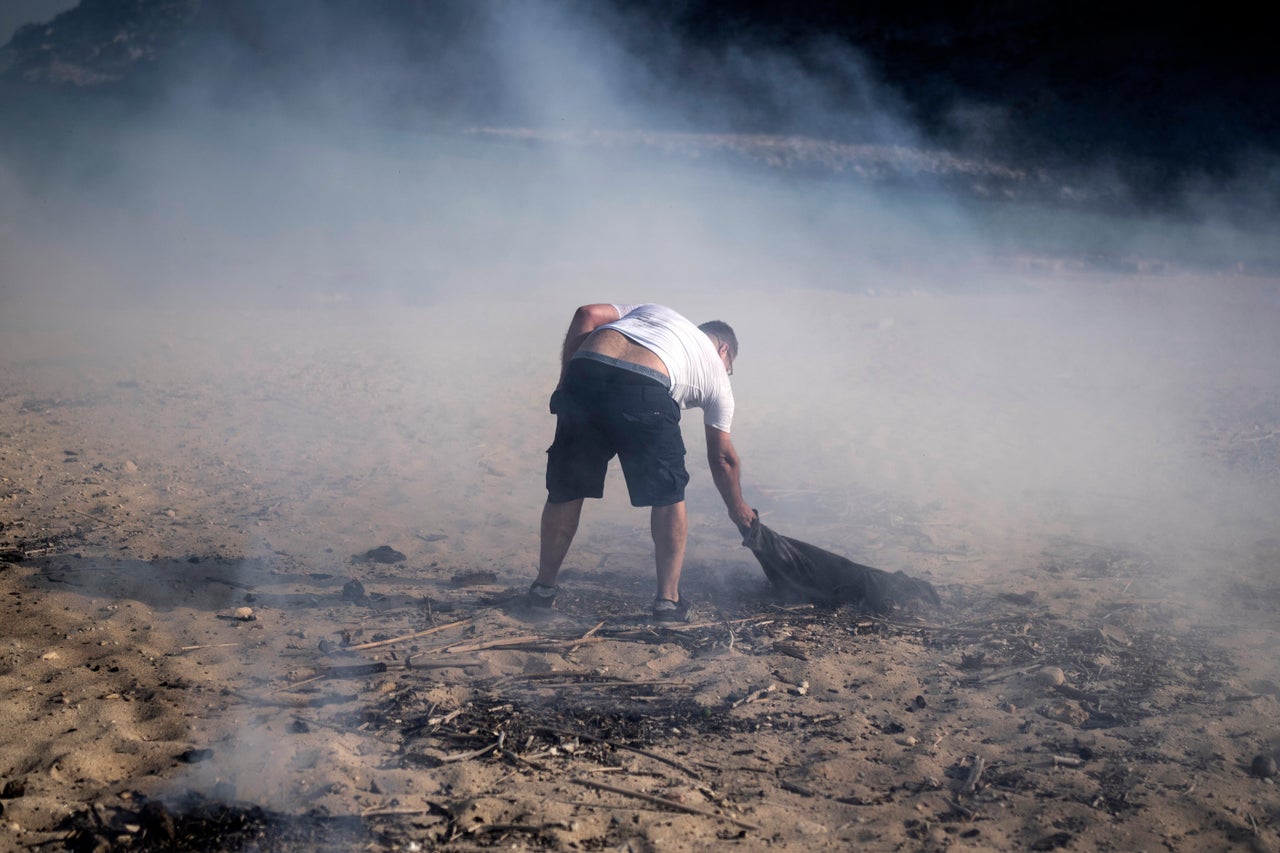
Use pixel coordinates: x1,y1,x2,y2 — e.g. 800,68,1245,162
3,0,1279,804
3,3,1277,520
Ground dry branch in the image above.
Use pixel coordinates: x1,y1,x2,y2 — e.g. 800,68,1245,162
319,662,388,679
961,755,986,795
346,618,472,651
70,507,125,527
731,683,776,709
499,672,690,691
272,662,390,693
538,726,702,780
441,733,503,764
441,635,606,653
571,777,760,831
227,688,358,708
464,821,569,838
174,642,240,653
404,656,483,670
501,670,626,683
361,802,451,819
1051,682,1101,703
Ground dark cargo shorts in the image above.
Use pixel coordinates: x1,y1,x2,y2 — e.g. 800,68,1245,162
545,358,689,507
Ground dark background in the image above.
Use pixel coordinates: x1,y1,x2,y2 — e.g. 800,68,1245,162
3,0,1277,209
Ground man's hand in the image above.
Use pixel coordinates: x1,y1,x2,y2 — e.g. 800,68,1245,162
730,503,756,535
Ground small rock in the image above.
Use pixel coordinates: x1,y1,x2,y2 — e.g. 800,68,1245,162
1040,701,1090,727
1251,754,1278,778
40,651,59,661
342,579,366,601
795,818,828,836
139,801,175,843
177,749,213,764
163,509,177,519
897,736,918,747
773,641,810,661
233,607,254,621
360,546,405,564
1,779,25,799
122,460,138,473
1097,625,1131,647
1036,666,1066,687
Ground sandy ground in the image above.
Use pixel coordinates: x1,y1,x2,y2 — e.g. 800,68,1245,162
1,275,1279,851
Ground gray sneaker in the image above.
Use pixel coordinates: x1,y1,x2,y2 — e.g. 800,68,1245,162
651,597,690,623
524,582,558,609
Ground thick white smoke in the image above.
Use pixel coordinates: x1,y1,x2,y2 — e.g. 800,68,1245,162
2,0,1277,701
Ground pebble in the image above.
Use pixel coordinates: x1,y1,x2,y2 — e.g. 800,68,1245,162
1251,754,1278,779
1037,666,1066,687
896,736,918,747
233,607,255,621
1040,701,1090,726
40,651,59,661
1097,624,1131,647
361,546,405,564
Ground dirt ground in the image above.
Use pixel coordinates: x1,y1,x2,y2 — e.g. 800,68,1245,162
1,274,1278,851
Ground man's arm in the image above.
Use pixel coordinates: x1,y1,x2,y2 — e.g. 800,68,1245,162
558,304,621,386
706,425,755,531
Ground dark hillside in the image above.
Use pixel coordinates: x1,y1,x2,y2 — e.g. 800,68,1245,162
2,0,1276,206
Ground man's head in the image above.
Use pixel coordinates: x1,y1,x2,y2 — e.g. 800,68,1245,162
699,320,738,376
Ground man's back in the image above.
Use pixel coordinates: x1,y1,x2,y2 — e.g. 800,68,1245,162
601,303,734,431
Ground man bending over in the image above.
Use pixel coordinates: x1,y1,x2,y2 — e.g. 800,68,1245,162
525,303,754,622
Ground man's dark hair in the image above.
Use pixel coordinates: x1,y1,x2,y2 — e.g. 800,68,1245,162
698,320,738,360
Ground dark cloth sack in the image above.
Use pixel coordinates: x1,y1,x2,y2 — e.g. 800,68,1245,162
741,515,940,613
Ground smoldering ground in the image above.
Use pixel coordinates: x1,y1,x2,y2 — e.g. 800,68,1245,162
2,0,1279,839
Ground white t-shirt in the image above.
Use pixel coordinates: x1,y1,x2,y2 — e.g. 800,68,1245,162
606,303,735,432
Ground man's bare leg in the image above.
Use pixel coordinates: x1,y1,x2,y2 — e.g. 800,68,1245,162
651,501,687,601
537,498,583,587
